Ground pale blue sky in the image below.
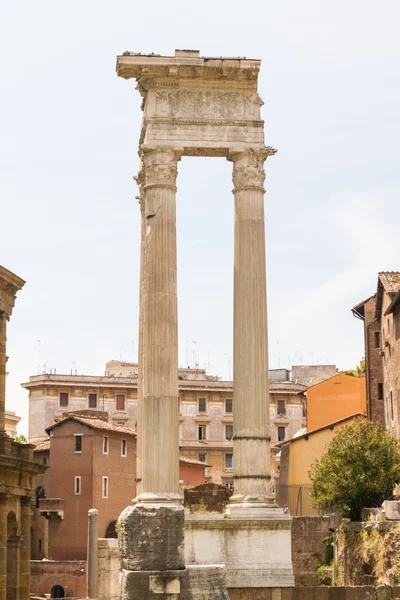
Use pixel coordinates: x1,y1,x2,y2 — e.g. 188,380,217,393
1,0,400,434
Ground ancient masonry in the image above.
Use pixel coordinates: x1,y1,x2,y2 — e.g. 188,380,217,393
0,266,43,600
116,50,293,598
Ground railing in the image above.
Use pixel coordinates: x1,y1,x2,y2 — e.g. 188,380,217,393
275,484,323,516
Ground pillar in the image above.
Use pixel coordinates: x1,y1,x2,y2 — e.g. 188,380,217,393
19,497,31,600
229,147,277,510
87,508,99,599
0,314,7,435
0,495,8,600
118,148,185,584
136,147,182,502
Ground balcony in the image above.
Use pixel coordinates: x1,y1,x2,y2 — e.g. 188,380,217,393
39,497,64,520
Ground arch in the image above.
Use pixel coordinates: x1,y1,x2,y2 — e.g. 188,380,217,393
7,511,17,536
35,485,46,508
51,584,65,599
105,520,118,538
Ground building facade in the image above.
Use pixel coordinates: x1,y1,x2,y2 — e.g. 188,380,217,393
353,272,400,437
5,410,21,439
23,361,307,487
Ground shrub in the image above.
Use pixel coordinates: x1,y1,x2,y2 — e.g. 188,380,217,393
310,417,400,521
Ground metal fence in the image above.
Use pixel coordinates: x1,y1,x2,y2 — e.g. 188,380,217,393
275,484,323,516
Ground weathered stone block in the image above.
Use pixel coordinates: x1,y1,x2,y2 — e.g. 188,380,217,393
383,501,400,520
119,504,185,571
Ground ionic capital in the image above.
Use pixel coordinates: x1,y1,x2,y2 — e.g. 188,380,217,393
135,147,182,193
230,147,277,193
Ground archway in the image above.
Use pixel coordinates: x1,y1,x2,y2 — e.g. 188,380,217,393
105,520,118,538
51,584,65,599
7,512,19,600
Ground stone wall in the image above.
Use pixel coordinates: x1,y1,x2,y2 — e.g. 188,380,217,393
292,515,338,586
184,483,233,513
98,538,120,600
30,560,86,598
337,521,400,586
228,588,400,599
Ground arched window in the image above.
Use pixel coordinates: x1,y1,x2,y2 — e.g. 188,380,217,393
35,486,46,509
51,585,65,599
105,520,118,538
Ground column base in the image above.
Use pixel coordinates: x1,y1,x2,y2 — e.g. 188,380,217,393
226,503,290,519
121,565,229,600
134,492,183,506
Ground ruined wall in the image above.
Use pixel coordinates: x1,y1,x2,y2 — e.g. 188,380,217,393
30,560,86,598
184,483,233,512
291,515,337,586
229,588,400,599
98,538,120,600
337,521,400,586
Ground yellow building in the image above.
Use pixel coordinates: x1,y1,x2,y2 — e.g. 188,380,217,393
306,371,366,431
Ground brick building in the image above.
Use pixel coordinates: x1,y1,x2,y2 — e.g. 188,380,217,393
23,361,308,487
352,294,385,425
353,272,400,436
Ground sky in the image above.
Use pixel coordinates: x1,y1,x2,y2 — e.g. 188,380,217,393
1,0,400,435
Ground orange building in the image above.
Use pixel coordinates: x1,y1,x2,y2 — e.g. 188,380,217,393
306,372,367,431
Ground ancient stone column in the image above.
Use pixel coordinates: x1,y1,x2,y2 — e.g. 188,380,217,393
228,147,277,511
118,148,185,591
19,497,31,600
135,147,182,502
0,314,7,436
0,495,8,600
87,508,99,599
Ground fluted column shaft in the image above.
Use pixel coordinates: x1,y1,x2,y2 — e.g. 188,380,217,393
0,316,6,434
230,148,276,505
136,148,181,501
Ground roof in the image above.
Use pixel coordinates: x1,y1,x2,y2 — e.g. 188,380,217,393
351,294,376,320
306,370,362,390
275,413,366,447
376,272,400,318
179,456,211,467
269,382,307,393
33,438,50,452
46,415,137,437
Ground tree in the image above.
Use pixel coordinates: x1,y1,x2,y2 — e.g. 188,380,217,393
345,361,366,377
15,433,27,444
310,417,400,520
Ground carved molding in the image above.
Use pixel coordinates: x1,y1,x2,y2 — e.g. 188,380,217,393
149,90,263,121
231,147,277,192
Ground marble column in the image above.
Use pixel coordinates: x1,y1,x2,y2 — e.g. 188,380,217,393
0,314,7,436
19,497,31,600
136,148,182,503
0,495,7,600
87,509,99,599
228,147,277,510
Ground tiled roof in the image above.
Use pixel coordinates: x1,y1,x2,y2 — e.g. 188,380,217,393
378,272,400,295
269,382,307,393
179,456,211,467
46,415,136,437
33,438,50,452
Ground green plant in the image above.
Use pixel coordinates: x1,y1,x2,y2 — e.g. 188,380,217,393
310,417,400,520
115,521,119,534
198,498,207,514
345,362,366,377
15,433,27,443
316,564,333,585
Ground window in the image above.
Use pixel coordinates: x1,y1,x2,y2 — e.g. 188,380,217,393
198,398,207,413
75,434,82,453
225,399,232,413
395,307,400,341
121,439,127,457
74,476,81,495
374,331,381,348
198,453,207,463
102,476,108,499
225,453,233,470
103,436,109,454
278,426,286,442
43,457,47,466
277,400,286,415
88,393,97,408
116,394,125,411
39,539,42,553
225,425,233,441
198,425,206,441
378,383,384,401
59,392,69,408
302,403,307,417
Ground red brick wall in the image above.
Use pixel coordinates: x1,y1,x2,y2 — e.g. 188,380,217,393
93,430,136,539
30,560,86,598
364,296,385,425
179,463,206,487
